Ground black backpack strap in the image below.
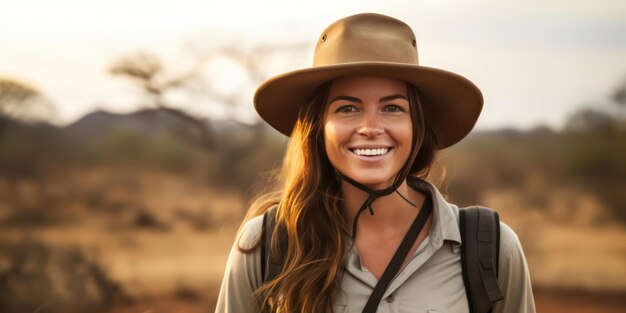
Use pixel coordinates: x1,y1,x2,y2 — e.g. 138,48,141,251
260,212,268,280
259,206,286,313
460,206,504,313
260,206,287,283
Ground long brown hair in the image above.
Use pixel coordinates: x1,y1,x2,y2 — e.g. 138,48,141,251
239,80,440,313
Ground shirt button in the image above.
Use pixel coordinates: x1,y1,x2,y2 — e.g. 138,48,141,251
385,294,395,303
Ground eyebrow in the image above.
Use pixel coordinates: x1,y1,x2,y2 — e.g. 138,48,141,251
328,94,408,104
380,94,409,102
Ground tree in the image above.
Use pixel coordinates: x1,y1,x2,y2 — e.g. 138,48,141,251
612,77,626,107
108,41,305,190
184,41,306,190
564,107,616,133
109,52,216,149
183,38,308,121
0,78,55,137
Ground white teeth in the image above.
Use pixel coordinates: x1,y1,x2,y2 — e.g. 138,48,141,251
352,148,390,156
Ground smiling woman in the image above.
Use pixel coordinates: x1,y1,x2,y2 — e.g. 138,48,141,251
324,76,414,190
215,13,535,313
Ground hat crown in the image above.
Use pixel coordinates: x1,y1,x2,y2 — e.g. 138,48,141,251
313,13,419,67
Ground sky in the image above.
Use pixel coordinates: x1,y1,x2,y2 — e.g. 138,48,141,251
1,0,625,130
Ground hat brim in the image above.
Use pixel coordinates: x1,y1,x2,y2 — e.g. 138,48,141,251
253,61,483,149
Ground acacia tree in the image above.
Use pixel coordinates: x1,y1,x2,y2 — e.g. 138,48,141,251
0,78,57,180
0,78,55,137
109,41,306,190
180,34,308,118
185,41,307,190
109,52,217,149
612,77,626,108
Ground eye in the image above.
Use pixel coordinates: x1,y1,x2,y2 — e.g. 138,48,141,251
383,104,405,112
335,105,359,113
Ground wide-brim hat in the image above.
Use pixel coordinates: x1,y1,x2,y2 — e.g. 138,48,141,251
253,13,482,149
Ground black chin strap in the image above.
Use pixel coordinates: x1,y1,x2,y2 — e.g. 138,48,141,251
335,169,417,240
350,195,376,241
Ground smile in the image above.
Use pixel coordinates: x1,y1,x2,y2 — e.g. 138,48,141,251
349,147,392,156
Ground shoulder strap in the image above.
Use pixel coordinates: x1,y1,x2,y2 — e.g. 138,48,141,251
460,206,504,313
260,206,287,283
260,212,268,280
259,207,286,313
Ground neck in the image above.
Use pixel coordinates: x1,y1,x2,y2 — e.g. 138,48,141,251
339,178,426,234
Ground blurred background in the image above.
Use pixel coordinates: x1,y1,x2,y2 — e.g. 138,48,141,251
1,0,625,312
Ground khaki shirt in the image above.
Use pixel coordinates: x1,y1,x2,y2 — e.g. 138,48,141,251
215,181,536,312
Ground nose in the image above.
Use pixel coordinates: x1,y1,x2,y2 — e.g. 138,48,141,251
356,111,384,137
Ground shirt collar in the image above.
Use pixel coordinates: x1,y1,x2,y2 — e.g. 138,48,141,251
342,176,463,268
408,177,462,250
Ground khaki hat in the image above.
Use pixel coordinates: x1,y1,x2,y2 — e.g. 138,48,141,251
253,13,482,149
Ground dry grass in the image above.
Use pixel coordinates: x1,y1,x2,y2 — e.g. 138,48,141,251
1,166,624,312
485,188,626,291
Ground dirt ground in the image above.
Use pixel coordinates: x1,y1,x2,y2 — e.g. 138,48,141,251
106,288,626,313
2,169,625,313
533,288,626,313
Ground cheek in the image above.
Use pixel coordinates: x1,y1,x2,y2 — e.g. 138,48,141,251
389,120,414,149
323,122,338,154
323,121,346,166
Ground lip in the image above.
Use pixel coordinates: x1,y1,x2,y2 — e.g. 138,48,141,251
348,145,393,150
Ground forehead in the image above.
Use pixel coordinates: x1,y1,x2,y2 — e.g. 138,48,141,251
328,75,408,99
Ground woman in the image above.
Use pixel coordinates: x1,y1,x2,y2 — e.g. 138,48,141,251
216,13,535,313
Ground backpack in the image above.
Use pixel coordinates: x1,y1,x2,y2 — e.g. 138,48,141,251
260,206,504,313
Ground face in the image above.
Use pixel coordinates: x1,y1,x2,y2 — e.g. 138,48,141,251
323,75,413,190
